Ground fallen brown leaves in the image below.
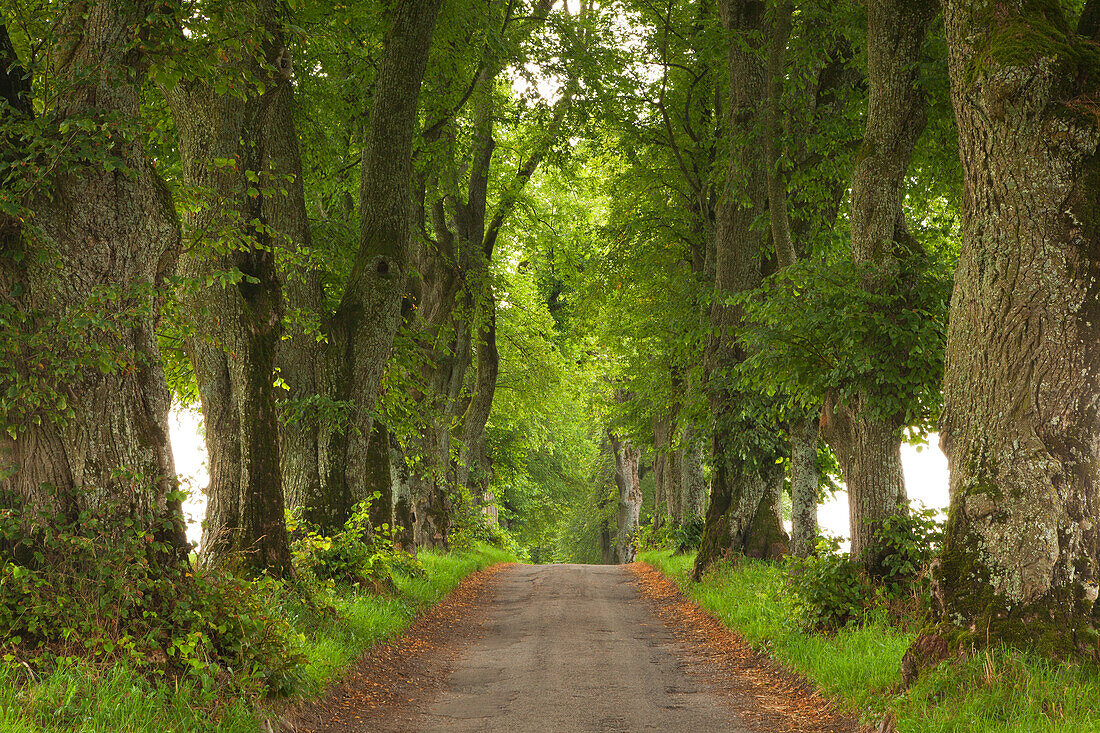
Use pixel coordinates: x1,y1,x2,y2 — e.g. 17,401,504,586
284,563,515,733
628,561,858,733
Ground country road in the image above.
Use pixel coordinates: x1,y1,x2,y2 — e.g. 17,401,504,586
303,563,853,733
408,564,752,732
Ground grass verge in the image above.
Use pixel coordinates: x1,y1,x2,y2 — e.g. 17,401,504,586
639,549,1100,733
0,543,515,733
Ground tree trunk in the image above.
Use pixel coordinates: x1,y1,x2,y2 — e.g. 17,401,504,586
262,71,335,533
694,0,788,576
652,414,670,526
789,413,820,558
610,435,642,564
681,427,708,522
390,435,415,550
0,0,187,557
326,0,444,531
822,0,932,571
165,4,292,576
823,396,906,568
364,421,393,532
667,430,683,523
933,0,1100,657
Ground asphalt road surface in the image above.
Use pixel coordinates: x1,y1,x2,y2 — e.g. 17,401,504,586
407,563,754,732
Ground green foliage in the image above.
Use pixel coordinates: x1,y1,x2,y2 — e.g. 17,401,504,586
786,505,946,632
0,493,298,694
288,497,420,587
787,540,871,632
637,517,704,554
448,491,526,561
874,503,944,599
740,251,951,429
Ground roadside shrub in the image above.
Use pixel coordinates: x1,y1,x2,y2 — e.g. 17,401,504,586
637,517,678,551
675,517,705,553
288,497,421,589
0,492,299,693
449,490,525,560
638,517,705,554
786,537,871,631
874,502,944,600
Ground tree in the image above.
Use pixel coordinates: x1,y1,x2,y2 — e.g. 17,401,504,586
0,1,187,557
609,433,641,564
818,0,933,571
694,0,789,575
162,0,292,575
934,0,1100,657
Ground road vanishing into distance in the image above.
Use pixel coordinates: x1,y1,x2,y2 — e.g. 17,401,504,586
305,563,852,733
407,564,753,732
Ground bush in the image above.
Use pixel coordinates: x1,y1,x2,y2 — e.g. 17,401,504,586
288,496,421,589
786,537,871,631
874,502,944,600
637,517,705,554
787,505,945,633
448,490,526,560
0,493,299,693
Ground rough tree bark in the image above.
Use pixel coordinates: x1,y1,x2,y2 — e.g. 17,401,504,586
652,414,670,526
694,0,788,577
931,0,1100,657
820,0,931,571
0,2,187,556
321,0,444,534
610,434,642,564
789,415,820,558
680,426,708,522
165,0,292,576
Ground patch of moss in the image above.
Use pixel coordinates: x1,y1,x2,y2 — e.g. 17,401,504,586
966,0,1100,83
934,500,1099,661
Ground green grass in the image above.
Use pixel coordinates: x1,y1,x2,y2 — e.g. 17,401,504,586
639,549,1100,733
0,543,515,733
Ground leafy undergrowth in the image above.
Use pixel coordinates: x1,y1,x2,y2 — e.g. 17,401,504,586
0,543,515,733
639,549,1100,733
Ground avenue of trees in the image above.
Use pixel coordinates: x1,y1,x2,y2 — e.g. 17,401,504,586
2,0,1099,676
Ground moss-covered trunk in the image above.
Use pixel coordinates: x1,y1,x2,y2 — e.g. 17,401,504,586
933,0,1100,657
0,1,187,558
694,0,788,576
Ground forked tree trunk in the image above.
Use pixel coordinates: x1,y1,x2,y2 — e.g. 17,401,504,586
325,0,444,532
822,0,932,571
933,0,1100,657
610,435,642,564
0,1,187,557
